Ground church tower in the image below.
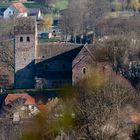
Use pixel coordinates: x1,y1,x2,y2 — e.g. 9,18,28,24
14,17,37,88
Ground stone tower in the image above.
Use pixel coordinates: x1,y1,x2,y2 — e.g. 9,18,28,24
14,17,37,88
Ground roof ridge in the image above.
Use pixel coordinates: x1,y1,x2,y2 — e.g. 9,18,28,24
84,44,96,61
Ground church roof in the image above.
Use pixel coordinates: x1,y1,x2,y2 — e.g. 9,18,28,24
28,8,40,16
36,42,82,63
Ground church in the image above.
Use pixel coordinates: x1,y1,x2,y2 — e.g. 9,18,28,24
13,17,83,89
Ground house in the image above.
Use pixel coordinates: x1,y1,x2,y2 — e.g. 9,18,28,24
1,93,39,118
3,2,27,19
28,8,42,20
72,44,134,89
35,42,83,88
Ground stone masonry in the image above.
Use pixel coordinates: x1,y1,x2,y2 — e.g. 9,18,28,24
14,17,37,88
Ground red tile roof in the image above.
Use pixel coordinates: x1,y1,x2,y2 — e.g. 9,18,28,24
12,2,27,13
130,113,140,124
5,93,36,105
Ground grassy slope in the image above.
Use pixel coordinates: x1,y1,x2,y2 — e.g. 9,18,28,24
55,0,68,10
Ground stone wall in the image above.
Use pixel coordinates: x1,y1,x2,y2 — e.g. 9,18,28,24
14,18,37,89
72,47,95,85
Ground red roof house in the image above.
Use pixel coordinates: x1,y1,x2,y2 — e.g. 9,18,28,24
5,93,36,105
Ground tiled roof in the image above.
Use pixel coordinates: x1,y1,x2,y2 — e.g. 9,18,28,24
5,93,36,105
12,2,27,13
28,8,40,16
36,42,82,62
130,113,140,124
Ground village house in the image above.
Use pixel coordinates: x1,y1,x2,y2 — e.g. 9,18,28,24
1,93,39,119
3,2,28,19
28,8,42,20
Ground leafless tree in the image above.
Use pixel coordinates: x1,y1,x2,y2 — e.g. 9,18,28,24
0,41,14,71
73,74,138,140
60,0,87,42
60,0,110,41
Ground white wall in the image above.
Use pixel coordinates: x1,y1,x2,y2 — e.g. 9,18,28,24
4,7,28,19
38,10,42,19
17,12,28,17
4,8,14,19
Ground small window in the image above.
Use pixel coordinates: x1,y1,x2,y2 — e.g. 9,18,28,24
27,36,30,42
20,37,23,42
82,67,86,74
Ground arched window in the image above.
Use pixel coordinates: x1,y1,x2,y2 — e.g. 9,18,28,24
82,67,86,74
20,36,23,42
27,36,30,42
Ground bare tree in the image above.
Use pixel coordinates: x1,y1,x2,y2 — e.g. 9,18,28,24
60,0,87,42
73,72,138,140
0,41,14,71
60,0,110,41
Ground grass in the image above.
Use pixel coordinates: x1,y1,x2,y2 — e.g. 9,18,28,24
0,3,10,8
23,2,47,8
39,38,61,43
55,0,68,10
0,1,47,8
107,11,134,18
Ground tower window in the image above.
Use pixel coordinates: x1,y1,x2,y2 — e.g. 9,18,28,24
27,36,30,42
20,37,23,42
82,67,86,74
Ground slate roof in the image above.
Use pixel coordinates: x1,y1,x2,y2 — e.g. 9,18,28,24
10,2,27,13
36,42,82,63
5,93,36,105
28,8,40,16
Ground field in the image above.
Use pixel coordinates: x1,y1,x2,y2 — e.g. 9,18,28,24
55,0,68,10
23,1,47,8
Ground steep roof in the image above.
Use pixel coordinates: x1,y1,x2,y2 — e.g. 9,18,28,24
5,93,36,105
28,8,40,16
36,42,82,63
11,2,27,13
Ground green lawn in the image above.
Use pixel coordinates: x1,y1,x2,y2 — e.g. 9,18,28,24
55,0,68,10
0,1,47,8
23,2,47,8
39,38,62,43
0,3,9,8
